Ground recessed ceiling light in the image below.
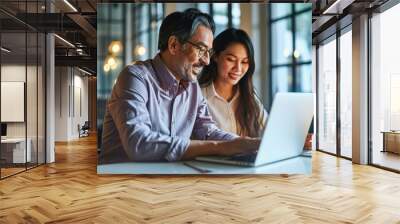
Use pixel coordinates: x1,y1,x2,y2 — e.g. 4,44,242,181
108,41,122,54
135,45,146,56
78,67,92,76
63,0,78,12
322,0,353,15
1,47,11,53
54,34,75,48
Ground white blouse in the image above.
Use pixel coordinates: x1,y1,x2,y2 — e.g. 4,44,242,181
201,83,268,136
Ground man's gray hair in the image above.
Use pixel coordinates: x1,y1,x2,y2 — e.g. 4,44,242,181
158,8,215,51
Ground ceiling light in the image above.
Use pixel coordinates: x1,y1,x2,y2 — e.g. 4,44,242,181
135,45,146,56
111,44,120,54
106,56,116,67
1,47,11,53
322,0,354,15
109,41,122,54
293,50,301,59
103,63,111,72
54,34,75,48
110,62,118,70
78,67,92,76
63,0,78,12
105,56,118,70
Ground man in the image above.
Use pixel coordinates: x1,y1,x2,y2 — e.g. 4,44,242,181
99,8,259,163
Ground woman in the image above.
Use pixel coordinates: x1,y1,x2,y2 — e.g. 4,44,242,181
199,28,267,137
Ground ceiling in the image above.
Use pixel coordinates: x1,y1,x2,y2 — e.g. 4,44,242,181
0,0,97,74
311,0,390,43
0,0,394,75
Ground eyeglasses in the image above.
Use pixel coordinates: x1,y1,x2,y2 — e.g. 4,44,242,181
185,40,214,59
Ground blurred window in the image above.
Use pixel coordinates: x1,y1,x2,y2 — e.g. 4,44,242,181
269,3,312,101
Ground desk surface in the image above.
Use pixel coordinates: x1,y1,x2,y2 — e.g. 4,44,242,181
97,155,311,175
381,131,400,134
1,138,27,143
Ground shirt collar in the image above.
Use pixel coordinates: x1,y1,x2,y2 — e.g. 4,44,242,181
152,54,190,91
152,54,179,90
206,82,239,103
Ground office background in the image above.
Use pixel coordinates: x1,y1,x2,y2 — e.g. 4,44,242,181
1,0,399,178
1,1,400,222
0,0,96,179
314,1,400,171
0,1,47,177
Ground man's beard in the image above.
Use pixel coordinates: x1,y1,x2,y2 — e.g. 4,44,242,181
181,64,203,82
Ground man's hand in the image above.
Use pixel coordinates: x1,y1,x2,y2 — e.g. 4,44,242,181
304,134,313,150
216,137,260,156
181,137,260,160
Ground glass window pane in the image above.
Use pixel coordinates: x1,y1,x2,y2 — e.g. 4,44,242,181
295,11,312,63
271,3,292,20
213,3,227,14
213,4,228,35
295,3,312,12
38,33,46,165
271,18,293,65
112,3,123,20
371,3,400,171
318,38,337,155
1,31,28,177
340,30,352,158
27,32,38,169
139,5,149,32
296,64,312,92
197,3,209,13
232,3,241,28
271,67,292,97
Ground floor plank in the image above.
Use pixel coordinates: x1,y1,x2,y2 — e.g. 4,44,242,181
1,135,400,223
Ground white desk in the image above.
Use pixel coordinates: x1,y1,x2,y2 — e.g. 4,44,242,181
1,138,31,163
97,155,312,175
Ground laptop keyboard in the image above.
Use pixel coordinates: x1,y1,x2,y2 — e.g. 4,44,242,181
230,153,257,162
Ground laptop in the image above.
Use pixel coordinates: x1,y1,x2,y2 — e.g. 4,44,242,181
196,92,314,167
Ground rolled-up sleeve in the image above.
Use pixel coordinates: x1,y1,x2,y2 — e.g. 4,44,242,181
109,69,189,161
191,95,238,141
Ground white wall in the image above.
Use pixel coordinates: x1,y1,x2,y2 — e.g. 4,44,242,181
1,65,26,140
54,67,89,141
55,66,69,141
1,65,39,137
1,64,46,163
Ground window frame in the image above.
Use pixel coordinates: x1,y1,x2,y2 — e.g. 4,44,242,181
268,4,312,105
315,20,353,160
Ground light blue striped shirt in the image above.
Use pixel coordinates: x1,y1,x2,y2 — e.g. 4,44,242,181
99,54,237,163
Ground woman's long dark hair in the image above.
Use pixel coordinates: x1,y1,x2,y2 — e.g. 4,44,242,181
199,28,262,137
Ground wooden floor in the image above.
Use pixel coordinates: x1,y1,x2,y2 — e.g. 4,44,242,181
1,135,400,223
0,167,26,178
